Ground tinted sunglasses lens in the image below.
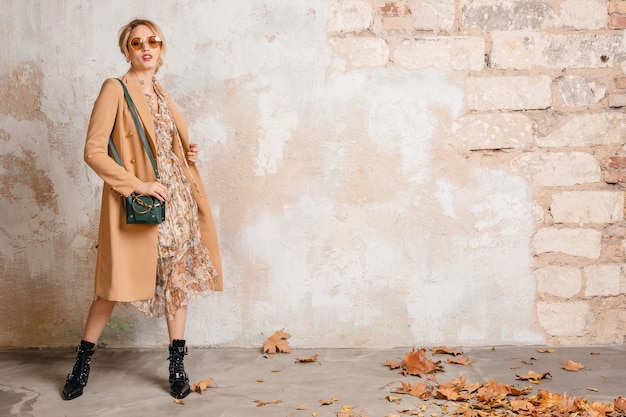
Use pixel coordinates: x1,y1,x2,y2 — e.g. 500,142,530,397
147,36,161,48
129,38,142,50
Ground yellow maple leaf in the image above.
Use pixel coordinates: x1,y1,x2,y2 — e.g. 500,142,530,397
263,329,291,354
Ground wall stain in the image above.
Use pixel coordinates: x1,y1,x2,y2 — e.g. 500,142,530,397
0,62,44,121
0,149,58,212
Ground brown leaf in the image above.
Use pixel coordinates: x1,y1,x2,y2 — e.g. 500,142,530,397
536,348,556,353
510,399,535,413
255,399,282,407
402,347,442,376
191,377,217,394
385,395,402,404
319,397,339,405
446,357,473,365
515,370,551,384
431,346,464,356
561,359,585,372
295,354,318,363
615,397,626,412
263,329,291,354
174,398,184,405
384,359,404,370
296,403,308,410
394,381,433,400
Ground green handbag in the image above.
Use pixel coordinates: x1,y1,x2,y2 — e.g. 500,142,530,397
108,79,166,224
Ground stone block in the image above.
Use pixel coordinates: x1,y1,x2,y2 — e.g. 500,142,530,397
609,93,626,108
536,113,626,147
453,113,533,151
584,264,622,296
533,227,602,258
460,0,559,31
536,265,583,298
327,0,374,33
511,152,601,186
616,76,626,89
551,191,624,224
541,33,626,68
537,301,592,336
556,75,605,107
491,32,538,70
328,37,389,68
408,0,455,31
560,0,607,30
466,76,551,111
393,36,485,71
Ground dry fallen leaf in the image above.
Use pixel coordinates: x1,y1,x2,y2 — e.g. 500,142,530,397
255,399,282,407
174,398,184,405
295,354,318,363
587,387,599,392
431,346,464,356
516,370,551,384
446,357,473,365
296,404,308,410
561,359,585,372
256,379,264,383
263,329,292,354
537,348,556,353
191,377,217,394
385,395,402,404
319,397,339,405
402,347,442,376
615,397,626,412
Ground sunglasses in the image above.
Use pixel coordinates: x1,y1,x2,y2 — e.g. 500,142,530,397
128,35,162,51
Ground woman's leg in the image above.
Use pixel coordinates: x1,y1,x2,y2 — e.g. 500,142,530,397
62,299,115,400
83,299,116,343
166,305,187,343
166,306,191,399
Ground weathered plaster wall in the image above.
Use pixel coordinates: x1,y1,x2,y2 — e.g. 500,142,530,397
1,0,626,348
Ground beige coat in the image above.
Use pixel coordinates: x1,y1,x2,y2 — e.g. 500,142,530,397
84,73,223,301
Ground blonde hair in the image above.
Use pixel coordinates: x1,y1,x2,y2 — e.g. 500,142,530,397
118,19,166,73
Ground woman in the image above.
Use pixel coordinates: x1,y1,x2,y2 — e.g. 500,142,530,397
62,18,223,400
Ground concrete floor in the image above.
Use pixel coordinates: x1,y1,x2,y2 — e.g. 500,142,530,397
2,345,626,417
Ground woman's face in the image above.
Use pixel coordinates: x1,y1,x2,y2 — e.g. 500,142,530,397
127,24,162,73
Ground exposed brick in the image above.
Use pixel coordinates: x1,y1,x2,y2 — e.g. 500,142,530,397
603,156,626,169
609,1,626,14
616,76,626,89
609,15,626,29
602,171,626,184
382,15,413,31
605,244,626,259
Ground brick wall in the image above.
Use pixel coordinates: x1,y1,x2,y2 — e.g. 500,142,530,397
327,0,626,344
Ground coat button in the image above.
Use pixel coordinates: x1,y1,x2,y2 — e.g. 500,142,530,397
129,132,134,136
130,159,136,163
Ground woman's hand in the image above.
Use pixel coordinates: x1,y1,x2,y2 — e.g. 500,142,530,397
187,143,199,164
134,182,168,202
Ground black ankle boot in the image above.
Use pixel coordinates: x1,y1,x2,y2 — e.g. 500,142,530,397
168,339,191,399
62,340,95,400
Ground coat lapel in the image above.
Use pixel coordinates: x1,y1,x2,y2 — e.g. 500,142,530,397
120,73,157,153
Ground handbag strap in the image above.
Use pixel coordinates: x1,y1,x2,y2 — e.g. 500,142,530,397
108,78,160,180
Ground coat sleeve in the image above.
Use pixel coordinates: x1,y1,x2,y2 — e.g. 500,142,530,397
84,78,143,197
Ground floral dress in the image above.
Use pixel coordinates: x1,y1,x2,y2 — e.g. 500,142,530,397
132,80,217,319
